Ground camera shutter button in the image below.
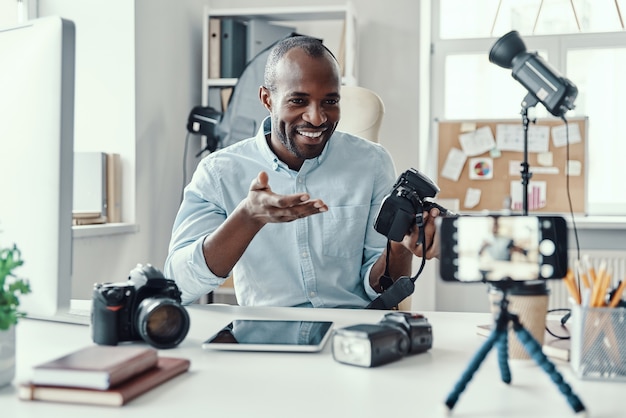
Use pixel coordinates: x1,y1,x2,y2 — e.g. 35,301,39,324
104,288,124,304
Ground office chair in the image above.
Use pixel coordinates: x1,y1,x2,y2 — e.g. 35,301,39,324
337,85,385,142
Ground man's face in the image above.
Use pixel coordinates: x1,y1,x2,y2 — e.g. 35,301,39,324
261,48,341,170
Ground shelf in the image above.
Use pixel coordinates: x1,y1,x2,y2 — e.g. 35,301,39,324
204,5,351,21
207,78,238,87
72,222,139,239
207,76,356,89
202,2,357,108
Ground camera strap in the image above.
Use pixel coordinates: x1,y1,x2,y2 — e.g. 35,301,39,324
378,240,394,291
366,228,428,310
366,276,415,310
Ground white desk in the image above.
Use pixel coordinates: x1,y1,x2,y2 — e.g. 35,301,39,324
2,305,624,417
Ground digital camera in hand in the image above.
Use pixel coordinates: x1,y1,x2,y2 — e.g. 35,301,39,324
92,264,190,349
374,168,453,242
331,312,432,367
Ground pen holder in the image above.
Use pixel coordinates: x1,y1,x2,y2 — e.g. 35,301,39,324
570,304,626,381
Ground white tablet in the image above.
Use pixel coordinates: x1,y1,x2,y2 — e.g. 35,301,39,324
201,319,334,352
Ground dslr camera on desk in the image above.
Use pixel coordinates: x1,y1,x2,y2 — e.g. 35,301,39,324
331,312,433,367
91,264,190,349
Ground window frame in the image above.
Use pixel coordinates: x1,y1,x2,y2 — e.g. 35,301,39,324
429,2,626,216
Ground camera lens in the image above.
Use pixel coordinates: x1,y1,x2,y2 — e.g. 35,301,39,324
136,298,190,349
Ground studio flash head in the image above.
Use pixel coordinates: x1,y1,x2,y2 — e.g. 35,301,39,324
489,30,578,117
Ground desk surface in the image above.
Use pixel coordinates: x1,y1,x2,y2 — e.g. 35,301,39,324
2,304,623,417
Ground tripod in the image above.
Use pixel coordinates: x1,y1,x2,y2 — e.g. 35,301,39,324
444,281,586,414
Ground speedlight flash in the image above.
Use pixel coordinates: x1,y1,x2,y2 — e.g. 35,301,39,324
331,324,409,367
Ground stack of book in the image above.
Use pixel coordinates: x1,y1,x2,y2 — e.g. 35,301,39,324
18,345,190,406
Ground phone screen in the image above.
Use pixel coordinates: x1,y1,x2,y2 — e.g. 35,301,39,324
439,215,568,282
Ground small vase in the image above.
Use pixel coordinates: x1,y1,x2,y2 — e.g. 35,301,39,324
0,325,16,387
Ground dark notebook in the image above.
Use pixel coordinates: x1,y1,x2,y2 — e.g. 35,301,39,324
31,345,158,390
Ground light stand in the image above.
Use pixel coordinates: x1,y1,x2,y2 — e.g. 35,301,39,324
520,93,538,215
444,280,586,414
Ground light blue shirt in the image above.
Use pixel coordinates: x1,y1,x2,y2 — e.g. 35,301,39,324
165,117,397,307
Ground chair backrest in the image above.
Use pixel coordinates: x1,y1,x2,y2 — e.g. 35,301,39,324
336,85,385,142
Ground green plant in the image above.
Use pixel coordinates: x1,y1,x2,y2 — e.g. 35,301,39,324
0,244,31,330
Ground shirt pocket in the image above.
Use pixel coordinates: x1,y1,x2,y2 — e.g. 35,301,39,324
322,205,369,258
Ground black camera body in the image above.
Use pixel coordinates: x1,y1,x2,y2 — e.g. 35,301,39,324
374,168,448,242
331,312,432,367
378,312,433,355
92,264,190,349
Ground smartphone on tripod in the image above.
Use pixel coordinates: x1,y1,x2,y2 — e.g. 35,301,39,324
438,215,568,282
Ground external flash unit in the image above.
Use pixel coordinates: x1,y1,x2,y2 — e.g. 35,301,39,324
331,313,433,367
489,30,578,117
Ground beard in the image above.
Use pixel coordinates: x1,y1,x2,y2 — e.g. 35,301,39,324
274,118,333,162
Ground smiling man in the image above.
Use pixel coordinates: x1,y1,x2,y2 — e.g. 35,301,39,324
165,36,439,307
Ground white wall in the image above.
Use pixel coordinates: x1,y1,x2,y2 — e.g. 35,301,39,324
39,0,136,225
39,0,206,297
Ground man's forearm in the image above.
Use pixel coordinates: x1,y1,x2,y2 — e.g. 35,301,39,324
201,202,264,277
369,241,413,292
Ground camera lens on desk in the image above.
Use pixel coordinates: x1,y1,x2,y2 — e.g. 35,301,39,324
136,298,190,349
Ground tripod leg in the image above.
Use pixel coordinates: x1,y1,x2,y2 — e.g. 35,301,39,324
444,328,500,411
496,331,512,384
512,320,586,414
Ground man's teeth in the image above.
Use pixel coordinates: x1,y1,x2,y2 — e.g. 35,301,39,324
298,130,323,138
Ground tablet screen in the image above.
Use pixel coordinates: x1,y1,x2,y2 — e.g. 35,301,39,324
201,319,334,352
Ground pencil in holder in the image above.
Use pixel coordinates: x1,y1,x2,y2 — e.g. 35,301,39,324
570,304,626,381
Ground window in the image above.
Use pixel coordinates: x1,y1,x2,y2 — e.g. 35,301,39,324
439,0,626,38
432,1,626,215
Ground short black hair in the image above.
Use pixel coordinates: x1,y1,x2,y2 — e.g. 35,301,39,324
264,35,338,92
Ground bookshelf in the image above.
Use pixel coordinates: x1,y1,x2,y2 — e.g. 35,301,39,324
201,3,358,111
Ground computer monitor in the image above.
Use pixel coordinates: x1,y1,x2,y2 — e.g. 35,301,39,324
0,16,84,323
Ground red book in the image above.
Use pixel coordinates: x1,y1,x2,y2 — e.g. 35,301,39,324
31,345,159,390
19,357,190,406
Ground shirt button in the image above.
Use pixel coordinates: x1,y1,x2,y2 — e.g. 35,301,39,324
309,291,316,298
301,252,308,258
272,162,279,170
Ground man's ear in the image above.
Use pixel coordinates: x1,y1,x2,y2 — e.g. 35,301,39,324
259,86,272,112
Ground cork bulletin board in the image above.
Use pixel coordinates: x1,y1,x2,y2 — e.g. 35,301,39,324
435,118,587,214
